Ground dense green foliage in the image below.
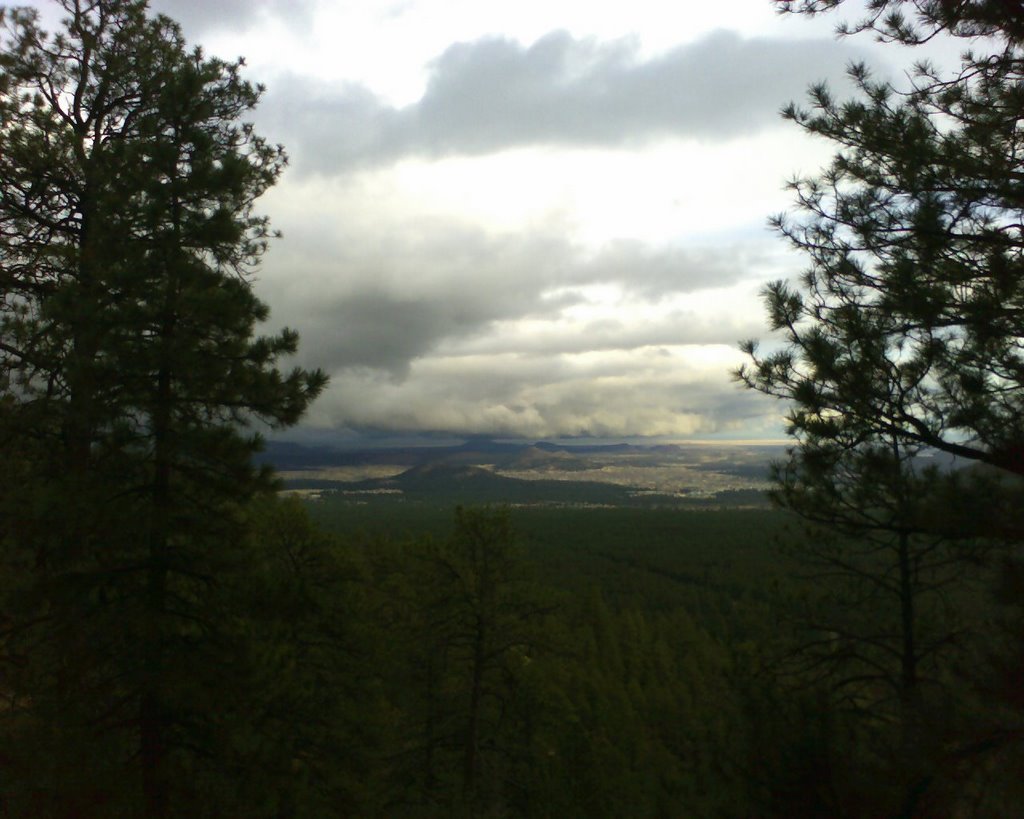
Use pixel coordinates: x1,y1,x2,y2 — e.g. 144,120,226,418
738,0,1024,813
0,1,324,815
247,493,1002,817
271,499,797,817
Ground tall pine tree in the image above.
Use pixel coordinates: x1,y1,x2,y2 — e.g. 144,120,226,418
738,1,1024,813
0,2,326,815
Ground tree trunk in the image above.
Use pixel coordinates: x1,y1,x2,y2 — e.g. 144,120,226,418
141,354,172,819
463,617,486,809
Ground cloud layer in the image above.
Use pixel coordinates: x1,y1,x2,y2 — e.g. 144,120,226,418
11,5,887,441
256,206,790,439
260,220,776,373
305,346,781,440
239,25,860,439
263,29,867,174
164,14,856,440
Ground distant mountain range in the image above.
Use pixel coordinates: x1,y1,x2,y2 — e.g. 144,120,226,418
255,438,779,471
256,437,972,508
259,438,786,508
282,459,776,508
339,462,639,506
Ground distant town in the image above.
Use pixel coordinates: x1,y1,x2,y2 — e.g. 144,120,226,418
264,439,783,506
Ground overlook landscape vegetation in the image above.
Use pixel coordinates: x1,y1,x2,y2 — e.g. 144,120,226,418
2,0,1024,817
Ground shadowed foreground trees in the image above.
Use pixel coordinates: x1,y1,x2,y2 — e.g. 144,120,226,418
0,1,324,814
370,507,553,816
766,438,997,816
739,0,1024,813
768,433,1001,721
351,504,755,819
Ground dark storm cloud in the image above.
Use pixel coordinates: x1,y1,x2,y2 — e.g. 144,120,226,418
294,292,761,377
260,228,572,374
258,221,776,377
291,288,528,376
262,29,870,174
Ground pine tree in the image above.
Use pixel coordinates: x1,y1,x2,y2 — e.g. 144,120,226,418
0,2,325,814
739,0,1024,480
738,1,1024,813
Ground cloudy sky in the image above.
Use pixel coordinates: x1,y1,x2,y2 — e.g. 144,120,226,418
36,0,950,443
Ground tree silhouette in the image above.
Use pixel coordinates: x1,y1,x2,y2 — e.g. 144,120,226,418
740,1,1024,482
0,2,325,814
738,1,1024,813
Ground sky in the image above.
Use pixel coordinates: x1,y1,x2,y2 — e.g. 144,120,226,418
31,0,950,444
